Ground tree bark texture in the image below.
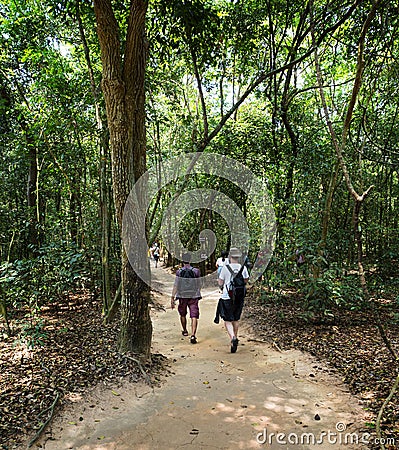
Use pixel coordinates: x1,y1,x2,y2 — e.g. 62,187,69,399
94,0,152,360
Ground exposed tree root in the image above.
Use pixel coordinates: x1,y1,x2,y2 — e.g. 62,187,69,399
28,391,60,448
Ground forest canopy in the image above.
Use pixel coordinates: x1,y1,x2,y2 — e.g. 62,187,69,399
1,0,398,296
0,0,398,375
1,0,399,446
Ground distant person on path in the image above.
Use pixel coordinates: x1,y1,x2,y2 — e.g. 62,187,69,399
216,250,229,292
243,254,253,272
216,250,229,276
171,252,201,344
153,244,160,268
215,247,249,353
296,249,305,268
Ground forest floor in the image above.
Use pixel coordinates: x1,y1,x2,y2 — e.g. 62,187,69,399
0,291,168,449
0,265,397,449
244,284,399,448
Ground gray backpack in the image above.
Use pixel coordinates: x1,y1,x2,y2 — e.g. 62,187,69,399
178,267,197,298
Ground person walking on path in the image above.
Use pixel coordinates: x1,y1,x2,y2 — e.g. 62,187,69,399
153,244,160,268
171,252,201,344
216,250,229,292
216,250,229,276
216,247,249,353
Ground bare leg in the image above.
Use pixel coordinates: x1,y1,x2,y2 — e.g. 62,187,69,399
180,315,187,333
224,321,235,340
232,321,239,339
191,317,198,337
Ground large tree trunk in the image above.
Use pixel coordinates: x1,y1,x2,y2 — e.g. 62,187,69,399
94,0,152,361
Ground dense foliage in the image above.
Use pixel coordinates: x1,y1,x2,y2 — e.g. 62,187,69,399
0,0,398,444
0,0,398,329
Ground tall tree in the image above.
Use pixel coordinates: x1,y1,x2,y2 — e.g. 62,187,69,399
73,0,113,314
93,0,152,360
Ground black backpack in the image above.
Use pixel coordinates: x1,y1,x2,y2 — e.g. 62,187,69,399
226,265,246,302
178,267,198,298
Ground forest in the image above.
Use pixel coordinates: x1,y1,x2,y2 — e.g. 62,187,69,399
0,0,398,448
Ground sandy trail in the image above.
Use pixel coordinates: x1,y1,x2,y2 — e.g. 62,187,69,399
35,265,366,450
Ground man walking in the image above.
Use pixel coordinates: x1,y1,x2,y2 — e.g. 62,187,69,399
171,252,201,344
216,248,249,353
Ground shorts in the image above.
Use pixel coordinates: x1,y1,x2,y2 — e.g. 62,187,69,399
217,297,244,322
177,298,200,319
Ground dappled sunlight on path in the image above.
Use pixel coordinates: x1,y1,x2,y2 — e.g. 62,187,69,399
37,264,366,450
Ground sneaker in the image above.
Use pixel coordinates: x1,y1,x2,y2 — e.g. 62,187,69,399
190,335,197,344
231,337,239,353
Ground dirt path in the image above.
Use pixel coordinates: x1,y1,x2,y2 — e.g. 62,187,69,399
36,265,367,450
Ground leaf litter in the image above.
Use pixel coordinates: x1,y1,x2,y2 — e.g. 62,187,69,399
1,286,398,449
0,290,169,449
244,287,399,449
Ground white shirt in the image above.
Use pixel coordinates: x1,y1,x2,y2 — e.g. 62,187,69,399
216,257,229,268
218,263,249,300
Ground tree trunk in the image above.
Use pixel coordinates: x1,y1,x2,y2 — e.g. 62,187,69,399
76,2,112,312
312,0,382,294
94,0,152,361
100,151,112,314
27,136,39,252
69,174,81,245
315,161,340,278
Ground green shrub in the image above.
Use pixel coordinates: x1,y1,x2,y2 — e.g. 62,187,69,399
299,265,364,316
1,241,90,310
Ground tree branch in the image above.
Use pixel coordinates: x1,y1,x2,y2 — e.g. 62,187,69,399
198,0,363,151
